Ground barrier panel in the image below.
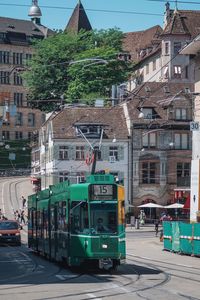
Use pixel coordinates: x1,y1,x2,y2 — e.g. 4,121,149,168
179,222,193,255
163,221,172,251
172,221,180,252
193,223,200,256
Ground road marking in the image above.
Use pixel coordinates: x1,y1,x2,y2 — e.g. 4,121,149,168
55,274,77,280
86,294,102,299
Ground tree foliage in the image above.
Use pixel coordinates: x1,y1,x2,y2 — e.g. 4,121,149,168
23,28,133,111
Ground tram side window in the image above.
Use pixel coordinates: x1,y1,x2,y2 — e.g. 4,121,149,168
33,210,36,237
71,201,89,234
58,201,67,231
43,209,49,239
37,211,42,238
50,206,55,231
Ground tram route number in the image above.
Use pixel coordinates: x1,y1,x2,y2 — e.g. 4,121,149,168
190,121,200,131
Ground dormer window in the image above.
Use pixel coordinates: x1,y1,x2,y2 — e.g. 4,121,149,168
163,86,170,93
140,108,160,120
75,123,104,138
175,108,187,120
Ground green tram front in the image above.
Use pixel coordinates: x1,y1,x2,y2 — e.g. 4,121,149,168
69,176,126,269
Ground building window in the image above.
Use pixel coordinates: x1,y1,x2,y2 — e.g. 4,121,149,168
165,42,169,55
174,42,182,56
175,108,187,120
2,131,10,140
59,146,69,160
28,113,35,127
28,132,32,140
13,52,23,65
15,112,23,126
185,65,188,79
25,53,32,65
141,162,158,184
13,72,23,85
173,65,181,78
14,93,23,106
15,131,23,140
0,71,10,84
174,133,189,149
109,146,118,160
177,162,190,187
75,146,85,160
15,112,22,126
146,63,149,74
0,51,10,64
142,132,156,148
153,59,156,71
59,172,69,183
94,146,101,160
163,66,169,78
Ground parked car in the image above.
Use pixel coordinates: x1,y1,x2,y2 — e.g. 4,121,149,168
0,220,21,246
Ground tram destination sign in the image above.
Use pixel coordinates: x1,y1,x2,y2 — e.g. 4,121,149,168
90,184,115,200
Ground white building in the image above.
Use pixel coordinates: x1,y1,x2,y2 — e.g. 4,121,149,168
181,36,200,222
32,105,131,210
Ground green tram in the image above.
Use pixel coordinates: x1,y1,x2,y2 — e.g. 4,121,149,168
28,174,126,270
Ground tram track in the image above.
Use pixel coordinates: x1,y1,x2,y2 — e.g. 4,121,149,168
127,253,200,283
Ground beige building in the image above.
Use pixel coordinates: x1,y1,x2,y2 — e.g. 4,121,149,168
0,1,52,171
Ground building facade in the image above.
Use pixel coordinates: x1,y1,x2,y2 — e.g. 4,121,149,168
0,1,52,171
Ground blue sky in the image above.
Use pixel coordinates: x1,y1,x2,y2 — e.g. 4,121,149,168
1,0,200,32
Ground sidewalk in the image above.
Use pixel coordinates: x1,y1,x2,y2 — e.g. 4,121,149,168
126,223,160,232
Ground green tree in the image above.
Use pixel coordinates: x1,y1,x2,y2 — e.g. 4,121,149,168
23,29,132,111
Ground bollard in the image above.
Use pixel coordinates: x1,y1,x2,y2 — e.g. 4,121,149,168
135,219,140,229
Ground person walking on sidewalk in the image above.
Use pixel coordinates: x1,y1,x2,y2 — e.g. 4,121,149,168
154,219,159,236
22,196,26,208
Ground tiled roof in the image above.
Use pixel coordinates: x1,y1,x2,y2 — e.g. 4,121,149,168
123,25,162,63
49,106,129,139
65,1,92,33
126,82,194,122
0,16,53,38
162,10,200,38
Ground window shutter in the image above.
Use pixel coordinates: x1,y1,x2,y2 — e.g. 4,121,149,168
69,146,75,160
53,145,59,160
118,146,124,161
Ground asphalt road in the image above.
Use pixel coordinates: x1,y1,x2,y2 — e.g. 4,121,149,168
0,177,199,300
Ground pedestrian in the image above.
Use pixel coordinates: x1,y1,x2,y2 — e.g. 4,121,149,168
22,196,26,208
154,219,159,236
21,210,26,225
16,210,21,223
0,209,2,220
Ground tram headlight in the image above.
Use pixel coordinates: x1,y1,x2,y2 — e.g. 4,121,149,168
102,244,107,249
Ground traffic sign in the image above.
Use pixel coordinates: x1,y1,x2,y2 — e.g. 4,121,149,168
190,121,200,131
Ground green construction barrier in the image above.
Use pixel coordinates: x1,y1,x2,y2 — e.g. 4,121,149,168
172,222,180,252
163,221,172,251
193,223,200,256
179,222,193,255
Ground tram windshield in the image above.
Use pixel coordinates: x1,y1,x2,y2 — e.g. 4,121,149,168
90,203,117,234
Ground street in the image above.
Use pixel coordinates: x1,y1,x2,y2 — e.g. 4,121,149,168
0,177,199,300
